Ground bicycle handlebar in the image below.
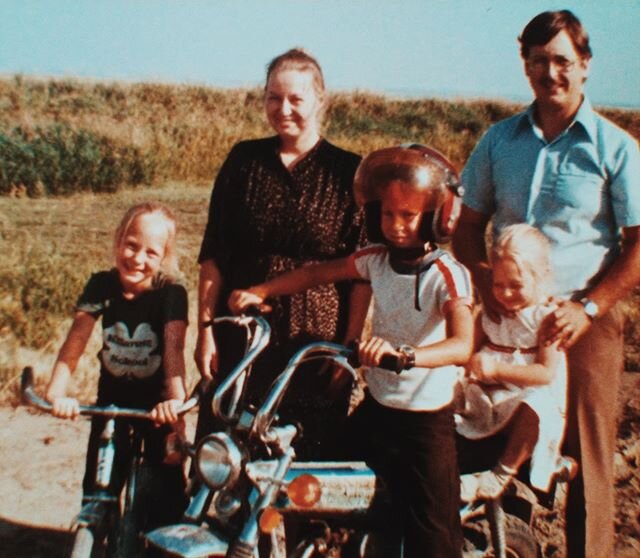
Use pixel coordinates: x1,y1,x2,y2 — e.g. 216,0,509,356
21,366,206,420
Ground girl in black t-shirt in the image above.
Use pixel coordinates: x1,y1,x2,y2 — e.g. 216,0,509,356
46,202,189,528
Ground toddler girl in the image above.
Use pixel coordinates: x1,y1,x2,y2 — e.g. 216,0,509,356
456,223,567,498
46,201,188,528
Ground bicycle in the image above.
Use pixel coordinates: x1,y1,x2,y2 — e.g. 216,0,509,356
21,366,205,558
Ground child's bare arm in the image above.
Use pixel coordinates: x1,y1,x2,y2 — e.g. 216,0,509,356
359,303,474,369
228,257,359,314
414,303,474,368
152,319,188,424
468,341,563,387
46,311,97,418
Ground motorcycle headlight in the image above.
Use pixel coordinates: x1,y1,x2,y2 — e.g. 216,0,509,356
195,433,242,490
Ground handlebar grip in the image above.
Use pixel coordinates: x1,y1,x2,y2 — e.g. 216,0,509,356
243,304,264,317
345,342,404,374
379,353,403,373
21,367,34,395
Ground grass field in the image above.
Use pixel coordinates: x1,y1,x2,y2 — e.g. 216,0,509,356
1,75,639,402
0,183,209,401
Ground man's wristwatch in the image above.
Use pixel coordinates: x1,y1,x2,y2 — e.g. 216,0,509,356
396,344,416,372
580,297,599,320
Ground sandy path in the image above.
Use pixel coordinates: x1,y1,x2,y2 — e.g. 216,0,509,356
2,374,639,557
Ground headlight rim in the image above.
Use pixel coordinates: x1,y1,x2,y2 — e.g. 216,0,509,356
194,432,243,490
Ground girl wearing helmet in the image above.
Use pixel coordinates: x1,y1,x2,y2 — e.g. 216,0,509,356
229,144,473,558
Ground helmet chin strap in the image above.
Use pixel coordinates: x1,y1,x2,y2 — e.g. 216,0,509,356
388,242,441,311
388,243,432,264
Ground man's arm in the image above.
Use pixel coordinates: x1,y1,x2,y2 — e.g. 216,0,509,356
544,225,640,348
452,205,505,320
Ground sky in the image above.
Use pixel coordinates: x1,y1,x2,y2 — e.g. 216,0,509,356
1,0,639,108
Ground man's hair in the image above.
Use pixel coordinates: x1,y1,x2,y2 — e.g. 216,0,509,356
518,10,592,59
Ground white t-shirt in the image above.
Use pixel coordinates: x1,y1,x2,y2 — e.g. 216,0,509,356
347,244,473,411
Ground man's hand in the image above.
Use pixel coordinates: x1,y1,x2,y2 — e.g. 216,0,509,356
194,327,218,380
540,299,592,349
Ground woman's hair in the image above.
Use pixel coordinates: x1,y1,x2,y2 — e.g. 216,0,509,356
114,202,179,280
490,224,554,300
265,48,327,122
518,10,592,60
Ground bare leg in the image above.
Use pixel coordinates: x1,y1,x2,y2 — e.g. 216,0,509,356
475,404,539,499
500,404,539,471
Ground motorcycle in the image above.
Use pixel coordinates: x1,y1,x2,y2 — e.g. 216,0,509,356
20,366,204,558
145,313,575,558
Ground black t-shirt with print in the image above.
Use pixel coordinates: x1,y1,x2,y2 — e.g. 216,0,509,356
76,269,188,410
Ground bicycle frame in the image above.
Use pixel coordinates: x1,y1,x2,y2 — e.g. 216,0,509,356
20,366,203,557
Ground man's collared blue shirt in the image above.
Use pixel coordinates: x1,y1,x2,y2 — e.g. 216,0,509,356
462,97,640,297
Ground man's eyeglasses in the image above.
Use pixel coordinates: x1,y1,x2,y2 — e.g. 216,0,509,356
527,55,578,73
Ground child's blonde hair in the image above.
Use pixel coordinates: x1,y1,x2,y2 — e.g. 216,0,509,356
114,202,179,280
490,224,553,300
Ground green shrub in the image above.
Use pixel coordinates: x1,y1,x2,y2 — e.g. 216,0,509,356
0,247,92,349
0,124,156,196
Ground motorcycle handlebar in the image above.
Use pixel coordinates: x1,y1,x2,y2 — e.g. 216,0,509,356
252,340,406,441
210,312,271,422
344,341,404,373
21,366,206,420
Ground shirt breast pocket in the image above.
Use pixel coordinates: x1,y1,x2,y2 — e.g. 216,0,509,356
551,172,607,215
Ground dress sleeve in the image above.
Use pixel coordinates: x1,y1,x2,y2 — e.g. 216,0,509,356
198,144,243,264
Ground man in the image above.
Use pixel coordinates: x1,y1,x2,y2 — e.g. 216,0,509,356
452,10,640,558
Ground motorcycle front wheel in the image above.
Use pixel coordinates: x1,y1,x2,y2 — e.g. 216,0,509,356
462,514,539,558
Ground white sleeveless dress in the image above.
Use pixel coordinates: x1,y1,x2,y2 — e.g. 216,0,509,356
455,303,567,491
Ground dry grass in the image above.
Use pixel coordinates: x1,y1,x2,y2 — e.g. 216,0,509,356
1,75,639,402
0,183,209,402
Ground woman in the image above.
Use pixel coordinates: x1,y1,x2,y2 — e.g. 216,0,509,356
194,48,368,459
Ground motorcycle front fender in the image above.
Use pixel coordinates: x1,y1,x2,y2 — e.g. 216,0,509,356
144,523,229,558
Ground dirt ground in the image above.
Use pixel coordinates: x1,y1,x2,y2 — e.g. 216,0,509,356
1,374,639,558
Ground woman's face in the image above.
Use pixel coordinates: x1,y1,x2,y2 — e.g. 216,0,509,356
264,68,323,142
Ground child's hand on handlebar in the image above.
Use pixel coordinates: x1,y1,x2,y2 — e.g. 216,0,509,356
51,397,80,420
358,336,398,368
150,399,183,424
228,288,271,315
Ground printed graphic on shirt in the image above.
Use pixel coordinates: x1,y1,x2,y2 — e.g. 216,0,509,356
101,322,161,379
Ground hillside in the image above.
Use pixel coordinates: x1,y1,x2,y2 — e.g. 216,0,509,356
2,75,639,196
1,75,640,397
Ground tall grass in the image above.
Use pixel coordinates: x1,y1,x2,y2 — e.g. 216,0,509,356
1,75,639,402
3,75,638,189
